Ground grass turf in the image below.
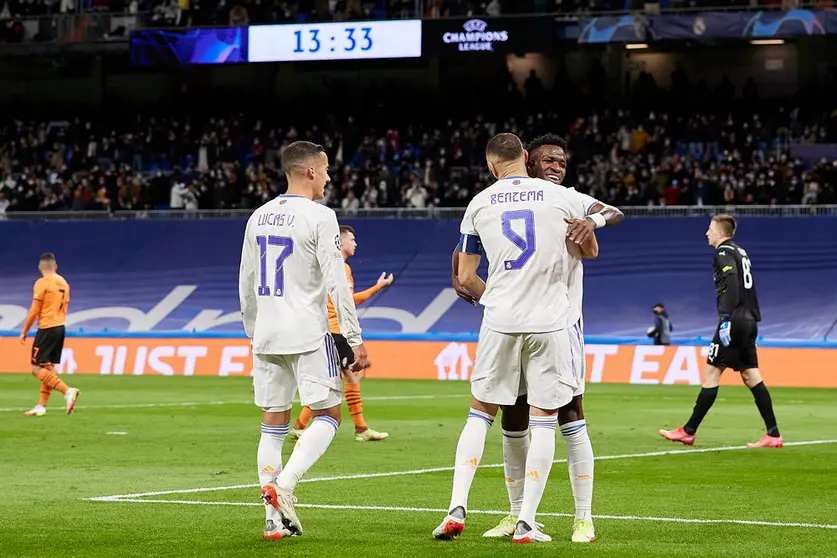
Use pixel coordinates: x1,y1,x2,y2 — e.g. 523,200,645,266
1,375,836,557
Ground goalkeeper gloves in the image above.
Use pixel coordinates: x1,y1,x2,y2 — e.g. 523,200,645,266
718,316,731,347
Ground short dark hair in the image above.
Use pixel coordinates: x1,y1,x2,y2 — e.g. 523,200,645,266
339,225,355,236
712,214,737,237
526,134,569,158
40,252,56,263
485,133,524,164
281,141,326,175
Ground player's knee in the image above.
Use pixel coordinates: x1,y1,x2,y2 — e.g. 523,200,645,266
500,395,529,431
740,368,762,388
558,396,584,425
469,396,499,419
701,365,722,388
313,405,342,425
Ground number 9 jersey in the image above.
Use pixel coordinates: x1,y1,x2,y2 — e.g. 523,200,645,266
459,176,592,334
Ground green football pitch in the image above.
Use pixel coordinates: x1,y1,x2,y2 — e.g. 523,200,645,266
2,375,836,557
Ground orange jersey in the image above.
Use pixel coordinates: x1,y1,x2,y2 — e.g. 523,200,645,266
23,274,70,332
327,262,381,334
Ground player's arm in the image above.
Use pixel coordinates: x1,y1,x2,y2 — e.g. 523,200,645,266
238,221,258,339
457,201,486,301
587,201,625,226
578,232,599,259
451,244,478,305
715,250,740,320
318,212,366,370
20,280,44,343
565,193,625,245
353,273,393,305
458,235,486,300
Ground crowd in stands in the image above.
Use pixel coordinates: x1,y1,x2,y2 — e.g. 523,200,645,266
0,0,811,35
1,67,836,215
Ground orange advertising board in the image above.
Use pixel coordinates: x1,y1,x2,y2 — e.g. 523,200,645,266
1,336,835,388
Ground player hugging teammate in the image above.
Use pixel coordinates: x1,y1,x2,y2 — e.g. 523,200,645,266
435,133,624,544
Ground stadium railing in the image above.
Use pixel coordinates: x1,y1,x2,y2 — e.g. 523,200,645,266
0,329,833,347
3,205,837,221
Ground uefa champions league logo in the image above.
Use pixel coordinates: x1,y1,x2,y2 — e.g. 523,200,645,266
442,19,509,52
463,19,487,33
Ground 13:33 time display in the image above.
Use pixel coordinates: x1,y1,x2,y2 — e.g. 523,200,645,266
294,27,373,54
247,20,423,63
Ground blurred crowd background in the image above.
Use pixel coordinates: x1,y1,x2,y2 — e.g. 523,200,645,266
0,0,815,43
3,59,837,215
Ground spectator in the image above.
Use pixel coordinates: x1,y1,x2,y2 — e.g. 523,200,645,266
647,304,673,346
341,189,360,211
404,176,429,208
0,190,9,218
170,181,188,209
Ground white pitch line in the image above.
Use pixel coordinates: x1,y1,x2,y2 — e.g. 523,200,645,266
85,500,837,531
84,439,837,501
0,393,467,413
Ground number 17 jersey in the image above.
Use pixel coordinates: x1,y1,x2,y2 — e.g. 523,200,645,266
459,176,590,334
239,195,362,356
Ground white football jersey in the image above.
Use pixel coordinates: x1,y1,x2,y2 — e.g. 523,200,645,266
564,187,602,326
459,176,592,334
239,195,362,355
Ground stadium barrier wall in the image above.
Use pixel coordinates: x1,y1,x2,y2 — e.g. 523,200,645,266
1,332,835,388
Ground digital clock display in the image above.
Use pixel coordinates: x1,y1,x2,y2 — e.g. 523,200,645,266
249,20,422,63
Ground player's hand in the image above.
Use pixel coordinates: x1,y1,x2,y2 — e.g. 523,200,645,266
719,321,731,346
452,275,478,306
342,367,361,384
564,217,596,245
350,343,368,373
19,333,26,344
376,272,394,288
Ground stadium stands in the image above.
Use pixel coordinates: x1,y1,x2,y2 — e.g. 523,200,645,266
2,83,837,216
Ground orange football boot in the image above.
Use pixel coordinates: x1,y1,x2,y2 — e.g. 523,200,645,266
659,426,695,445
747,434,783,448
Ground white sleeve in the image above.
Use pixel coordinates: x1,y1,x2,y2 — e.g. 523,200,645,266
565,189,601,219
576,191,603,216
238,220,257,339
317,211,363,346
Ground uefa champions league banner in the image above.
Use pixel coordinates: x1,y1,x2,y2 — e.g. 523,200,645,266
564,9,835,44
0,334,835,388
650,9,829,41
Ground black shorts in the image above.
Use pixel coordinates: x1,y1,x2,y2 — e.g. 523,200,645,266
707,320,758,372
331,333,355,370
32,325,65,366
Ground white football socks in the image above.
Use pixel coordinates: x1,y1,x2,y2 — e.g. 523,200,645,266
447,409,494,514
518,415,557,529
561,419,594,521
258,423,288,487
276,415,339,494
502,429,529,516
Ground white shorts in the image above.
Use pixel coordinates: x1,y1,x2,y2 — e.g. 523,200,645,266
470,324,578,410
253,334,343,412
568,317,586,398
